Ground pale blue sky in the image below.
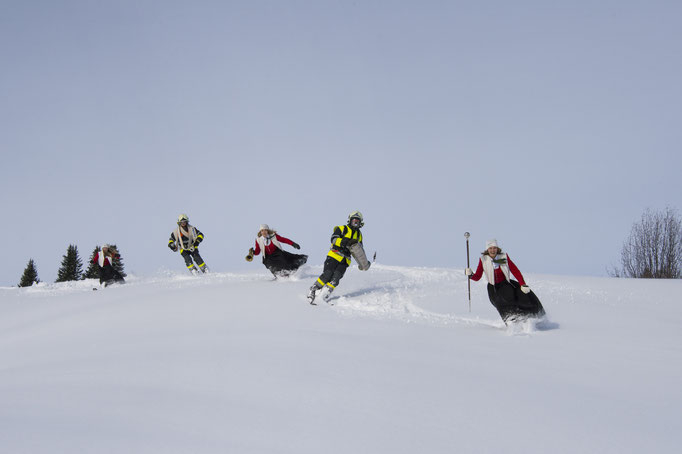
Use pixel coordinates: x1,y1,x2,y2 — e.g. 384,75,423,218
2,0,681,285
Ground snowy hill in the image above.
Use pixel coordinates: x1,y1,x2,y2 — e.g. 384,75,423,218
1,264,681,454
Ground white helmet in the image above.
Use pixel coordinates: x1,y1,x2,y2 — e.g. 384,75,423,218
347,210,364,228
177,214,189,225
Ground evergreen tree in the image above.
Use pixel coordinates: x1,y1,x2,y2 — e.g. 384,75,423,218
82,246,100,280
109,244,127,278
56,244,83,282
18,259,40,287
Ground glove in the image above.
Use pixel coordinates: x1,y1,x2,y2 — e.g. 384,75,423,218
465,268,473,276
520,285,531,294
193,240,200,247
169,243,177,252
291,242,301,250
340,238,358,248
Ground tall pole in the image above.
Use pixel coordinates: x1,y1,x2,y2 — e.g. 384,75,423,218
464,232,471,312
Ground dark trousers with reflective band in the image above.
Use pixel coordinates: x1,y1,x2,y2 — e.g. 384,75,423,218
181,249,206,271
316,256,348,289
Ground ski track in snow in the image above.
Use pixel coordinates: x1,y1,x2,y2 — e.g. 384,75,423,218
330,266,500,329
327,265,556,335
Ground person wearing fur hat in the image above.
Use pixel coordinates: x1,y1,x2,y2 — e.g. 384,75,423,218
465,239,545,323
168,214,209,275
246,224,307,277
94,244,125,287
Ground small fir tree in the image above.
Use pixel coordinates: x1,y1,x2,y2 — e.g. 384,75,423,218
82,246,101,280
56,244,83,282
109,244,127,278
18,259,40,287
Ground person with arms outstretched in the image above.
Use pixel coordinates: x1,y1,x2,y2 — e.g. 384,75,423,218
246,224,307,277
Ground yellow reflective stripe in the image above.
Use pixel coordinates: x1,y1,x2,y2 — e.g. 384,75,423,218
337,225,361,242
325,282,335,289
327,250,344,261
316,278,326,286
198,262,206,268
197,234,203,239
187,263,195,269
328,225,360,264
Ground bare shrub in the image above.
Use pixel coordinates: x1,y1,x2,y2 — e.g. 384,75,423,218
618,207,682,279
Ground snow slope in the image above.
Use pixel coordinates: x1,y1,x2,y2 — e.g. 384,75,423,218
1,264,680,454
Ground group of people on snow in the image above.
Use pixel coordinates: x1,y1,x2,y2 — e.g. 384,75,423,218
93,210,545,323
245,211,367,304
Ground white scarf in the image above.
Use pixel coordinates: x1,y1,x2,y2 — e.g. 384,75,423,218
481,253,511,284
98,249,115,267
256,233,282,256
174,225,197,252
98,251,108,267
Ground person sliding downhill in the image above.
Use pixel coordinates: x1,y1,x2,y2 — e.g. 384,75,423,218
94,244,125,287
245,224,307,278
307,211,365,305
466,239,545,324
168,214,209,275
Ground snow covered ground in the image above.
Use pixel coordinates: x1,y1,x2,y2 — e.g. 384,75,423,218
1,264,680,454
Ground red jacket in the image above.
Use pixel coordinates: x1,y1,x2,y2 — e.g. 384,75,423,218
253,234,294,256
94,253,113,267
470,254,526,286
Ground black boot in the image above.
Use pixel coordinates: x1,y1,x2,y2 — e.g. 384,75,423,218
307,285,318,305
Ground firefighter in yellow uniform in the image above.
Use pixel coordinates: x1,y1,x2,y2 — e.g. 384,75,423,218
307,211,364,304
168,214,209,275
